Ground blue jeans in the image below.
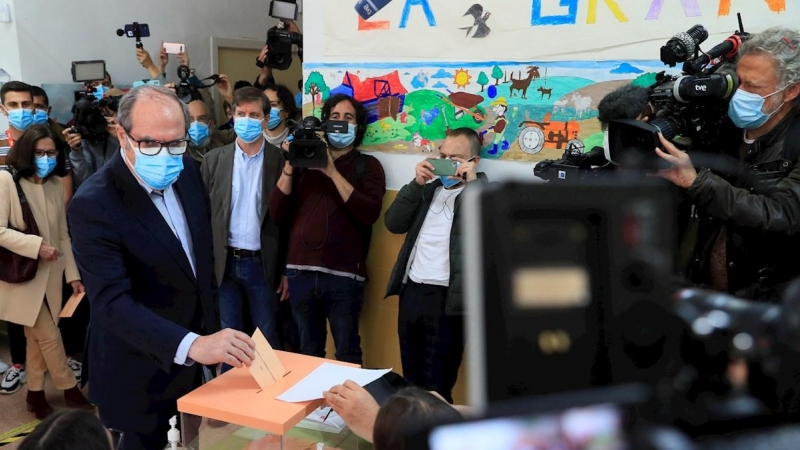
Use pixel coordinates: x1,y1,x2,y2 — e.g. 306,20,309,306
286,269,365,365
219,252,279,371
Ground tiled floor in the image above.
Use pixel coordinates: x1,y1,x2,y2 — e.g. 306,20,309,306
0,329,92,450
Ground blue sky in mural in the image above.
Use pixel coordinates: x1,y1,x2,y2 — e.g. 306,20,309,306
431,69,453,78
610,63,644,74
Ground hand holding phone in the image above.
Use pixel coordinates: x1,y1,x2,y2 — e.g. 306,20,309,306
429,158,459,177
163,42,185,54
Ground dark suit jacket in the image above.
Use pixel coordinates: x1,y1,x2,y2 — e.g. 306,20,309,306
200,141,285,289
68,151,220,414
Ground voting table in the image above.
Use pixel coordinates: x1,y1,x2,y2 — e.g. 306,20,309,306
177,351,371,450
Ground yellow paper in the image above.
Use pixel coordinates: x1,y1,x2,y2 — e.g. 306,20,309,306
248,328,288,391
59,292,85,318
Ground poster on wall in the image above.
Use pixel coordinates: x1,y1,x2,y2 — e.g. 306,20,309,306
304,0,794,162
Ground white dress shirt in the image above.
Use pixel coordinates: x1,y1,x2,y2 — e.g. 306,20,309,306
228,141,265,250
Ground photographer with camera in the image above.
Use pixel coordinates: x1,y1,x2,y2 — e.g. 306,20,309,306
269,94,386,365
63,89,124,190
384,128,487,404
655,27,800,303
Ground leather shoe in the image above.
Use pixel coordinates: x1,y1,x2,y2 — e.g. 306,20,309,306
26,390,54,419
64,386,94,410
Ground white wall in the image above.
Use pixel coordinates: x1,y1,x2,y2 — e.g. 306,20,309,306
13,0,285,86
0,0,22,132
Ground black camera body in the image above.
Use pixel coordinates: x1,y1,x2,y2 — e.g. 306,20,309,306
607,17,750,169
534,142,610,182
71,92,120,144
257,26,302,71
288,116,349,168
174,65,203,104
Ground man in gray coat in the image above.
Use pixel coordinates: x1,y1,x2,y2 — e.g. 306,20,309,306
200,87,287,363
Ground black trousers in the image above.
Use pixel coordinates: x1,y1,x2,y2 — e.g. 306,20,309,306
8,322,26,365
398,280,464,403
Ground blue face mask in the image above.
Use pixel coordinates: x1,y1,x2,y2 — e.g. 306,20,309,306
728,87,786,130
188,121,210,147
327,123,357,149
35,155,57,178
7,108,34,131
440,175,463,189
267,108,283,130
94,85,109,101
128,138,185,190
32,109,49,125
234,117,264,144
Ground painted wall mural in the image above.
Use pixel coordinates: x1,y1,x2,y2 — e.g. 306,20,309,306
305,0,795,162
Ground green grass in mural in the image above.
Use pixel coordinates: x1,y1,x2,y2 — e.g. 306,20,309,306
402,90,486,141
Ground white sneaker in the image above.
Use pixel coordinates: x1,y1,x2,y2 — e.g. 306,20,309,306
0,359,8,374
67,357,82,381
0,365,26,394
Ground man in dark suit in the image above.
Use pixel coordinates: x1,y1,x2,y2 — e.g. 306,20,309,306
68,85,256,450
201,87,287,358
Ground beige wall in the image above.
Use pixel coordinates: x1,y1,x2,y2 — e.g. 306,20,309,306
324,190,468,404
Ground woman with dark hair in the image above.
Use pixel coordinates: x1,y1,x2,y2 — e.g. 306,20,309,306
0,124,92,419
19,409,113,450
373,387,463,450
262,83,301,147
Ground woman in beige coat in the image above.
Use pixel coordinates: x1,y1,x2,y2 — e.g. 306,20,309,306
0,125,92,419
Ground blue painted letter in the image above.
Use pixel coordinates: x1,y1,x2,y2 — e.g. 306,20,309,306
399,0,436,28
532,0,579,26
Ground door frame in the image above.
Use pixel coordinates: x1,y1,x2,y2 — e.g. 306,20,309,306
209,37,265,123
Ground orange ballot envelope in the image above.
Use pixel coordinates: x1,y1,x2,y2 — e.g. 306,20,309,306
248,328,288,390
59,292,86,318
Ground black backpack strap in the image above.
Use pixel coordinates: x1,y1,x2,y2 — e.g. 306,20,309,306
783,114,800,163
353,150,368,186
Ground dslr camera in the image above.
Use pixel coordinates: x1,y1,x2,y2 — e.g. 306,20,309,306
288,116,349,168
173,65,220,104
257,1,302,71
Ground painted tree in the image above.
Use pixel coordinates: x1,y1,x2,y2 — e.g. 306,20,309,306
491,65,503,85
304,71,330,115
476,72,489,92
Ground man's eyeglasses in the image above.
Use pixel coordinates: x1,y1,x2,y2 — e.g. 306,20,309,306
34,150,59,158
125,132,189,156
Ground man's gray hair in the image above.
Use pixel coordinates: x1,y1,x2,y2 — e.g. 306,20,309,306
116,85,191,133
740,27,800,87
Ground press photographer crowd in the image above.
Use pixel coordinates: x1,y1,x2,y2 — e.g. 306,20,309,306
1,2,800,449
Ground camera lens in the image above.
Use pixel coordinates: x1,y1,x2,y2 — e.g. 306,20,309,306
302,147,316,159
649,117,679,141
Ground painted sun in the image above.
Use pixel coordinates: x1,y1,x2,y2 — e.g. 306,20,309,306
453,68,472,89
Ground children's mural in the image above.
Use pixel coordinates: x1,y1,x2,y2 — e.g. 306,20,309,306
306,0,794,162
303,60,664,161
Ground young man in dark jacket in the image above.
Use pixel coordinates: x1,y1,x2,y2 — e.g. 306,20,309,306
384,127,487,403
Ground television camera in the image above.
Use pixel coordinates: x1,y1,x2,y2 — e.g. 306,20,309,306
69,60,120,144
257,1,302,71
287,116,349,168
607,15,750,169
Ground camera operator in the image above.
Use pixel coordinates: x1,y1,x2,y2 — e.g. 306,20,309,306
384,128,487,404
269,94,386,365
262,83,300,147
252,19,303,91
655,27,800,303
63,89,124,190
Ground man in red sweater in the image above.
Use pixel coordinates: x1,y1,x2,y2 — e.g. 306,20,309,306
269,94,386,364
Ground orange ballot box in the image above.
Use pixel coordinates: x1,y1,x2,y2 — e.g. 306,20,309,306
177,351,370,450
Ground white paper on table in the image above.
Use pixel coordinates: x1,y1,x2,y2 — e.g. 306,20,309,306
276,363,391,403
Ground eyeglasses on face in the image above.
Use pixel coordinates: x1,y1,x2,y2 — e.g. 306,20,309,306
125,131,189,156
34,149,59,158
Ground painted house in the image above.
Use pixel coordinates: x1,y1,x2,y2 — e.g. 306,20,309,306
331,71,408,123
